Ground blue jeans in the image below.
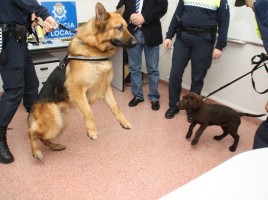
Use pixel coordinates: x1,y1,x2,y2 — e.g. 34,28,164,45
127,30,160,102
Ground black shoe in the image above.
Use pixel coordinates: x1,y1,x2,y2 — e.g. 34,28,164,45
0,145,14,164
151,101,160,110
165,107,179,119
128,96,144,107
0,128,14,164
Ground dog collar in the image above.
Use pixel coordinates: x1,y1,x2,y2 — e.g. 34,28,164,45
57,55,110,70
67,55,109,61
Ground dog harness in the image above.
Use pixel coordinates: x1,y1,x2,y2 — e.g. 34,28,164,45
58,55,110,70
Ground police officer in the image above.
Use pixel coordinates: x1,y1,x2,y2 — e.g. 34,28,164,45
234,0,268,149
0,0,57,164
164,0,230,120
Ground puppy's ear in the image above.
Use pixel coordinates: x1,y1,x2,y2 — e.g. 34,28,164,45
197,95,204,104
116,5,125,15
95,2,109,32
189,93,203,109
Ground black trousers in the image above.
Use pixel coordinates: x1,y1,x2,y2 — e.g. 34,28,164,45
253,117,268,149
0,35,39,127
168,31,215,108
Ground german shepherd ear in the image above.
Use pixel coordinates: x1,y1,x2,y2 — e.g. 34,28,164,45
95,2,109,31
115,5,125,15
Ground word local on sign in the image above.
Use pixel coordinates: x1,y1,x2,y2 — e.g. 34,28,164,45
51,22,76,37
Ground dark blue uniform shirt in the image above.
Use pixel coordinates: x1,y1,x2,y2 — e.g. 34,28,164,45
166,0,230,50
0,0,50,28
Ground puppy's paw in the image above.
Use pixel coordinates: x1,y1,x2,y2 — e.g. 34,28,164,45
191,139,198,145
186,133,192,139
33,150,43,160
229,146,237,152
213,135,222,140
88,132,98,140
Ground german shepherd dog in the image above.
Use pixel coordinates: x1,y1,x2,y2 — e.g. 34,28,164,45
27,2,137,160
177,92,265,152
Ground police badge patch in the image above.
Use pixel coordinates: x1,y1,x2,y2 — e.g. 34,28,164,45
52,3,67,21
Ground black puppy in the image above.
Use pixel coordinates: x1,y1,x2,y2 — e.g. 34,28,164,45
177,92,265,152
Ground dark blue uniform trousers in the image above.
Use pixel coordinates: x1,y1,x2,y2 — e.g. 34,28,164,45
253,117,268,149
0,36,39,127
168,32,215,108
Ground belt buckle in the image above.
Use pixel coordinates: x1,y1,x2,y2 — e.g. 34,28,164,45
192,28,198,34
188,28,198,35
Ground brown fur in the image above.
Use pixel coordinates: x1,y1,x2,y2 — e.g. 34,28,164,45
28,3,137,160
177,92,265,152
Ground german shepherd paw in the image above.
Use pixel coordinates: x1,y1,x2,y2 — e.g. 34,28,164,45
88,133,98,140
120,121,132,129
33,150,43,160
50,144,66,151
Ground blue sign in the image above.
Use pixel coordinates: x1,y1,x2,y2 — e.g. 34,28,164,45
41,1,77,39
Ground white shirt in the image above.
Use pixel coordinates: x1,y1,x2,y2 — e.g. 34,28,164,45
136,0,144,14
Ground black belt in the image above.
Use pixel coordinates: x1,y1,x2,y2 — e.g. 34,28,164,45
182,27,213,35
0,23,16,32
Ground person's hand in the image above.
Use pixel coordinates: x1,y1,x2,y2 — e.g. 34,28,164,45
130,13,145,26
31,13,42,27
212,48,222,59
265,102,268,113
164,39,172,48
43,16,58,34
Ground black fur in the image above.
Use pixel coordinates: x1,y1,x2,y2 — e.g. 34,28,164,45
36,58,68,103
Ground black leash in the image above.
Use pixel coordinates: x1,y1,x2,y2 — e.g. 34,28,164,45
57,23,77,34
204,53,268,100
251,53,268,94
29,19,77,44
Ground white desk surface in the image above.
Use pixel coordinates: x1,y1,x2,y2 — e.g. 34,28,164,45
28,40,70,51
160,148,268,200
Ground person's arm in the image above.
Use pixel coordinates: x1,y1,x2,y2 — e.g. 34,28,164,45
13,0,50,21
165,1,183,40
141,0,168,24
13,0,57,34
116,0,131,23
254,0,268,53
215,0,230,51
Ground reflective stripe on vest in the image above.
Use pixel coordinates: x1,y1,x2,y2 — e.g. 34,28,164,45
183,0,221,10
